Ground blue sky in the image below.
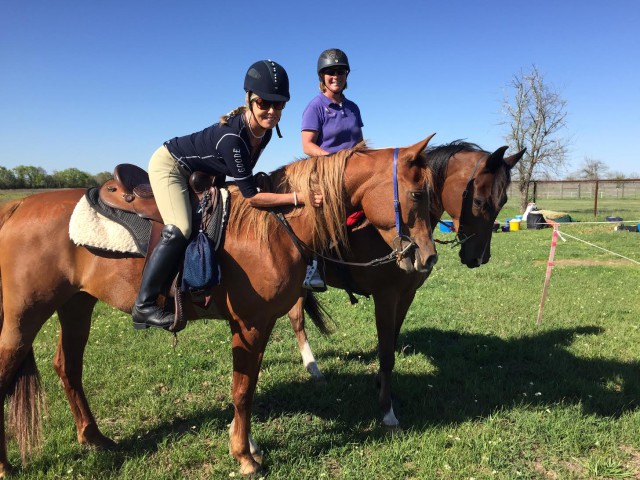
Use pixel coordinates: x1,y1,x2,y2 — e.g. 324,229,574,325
2,1,639,177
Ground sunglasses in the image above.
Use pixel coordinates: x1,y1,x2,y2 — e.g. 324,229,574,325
254,98,286,111
323,68,347,76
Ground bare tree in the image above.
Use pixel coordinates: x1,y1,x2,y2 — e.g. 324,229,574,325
501,65,569,210
578,156,609,180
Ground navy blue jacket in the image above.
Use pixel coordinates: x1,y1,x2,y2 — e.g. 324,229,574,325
164,113,271,197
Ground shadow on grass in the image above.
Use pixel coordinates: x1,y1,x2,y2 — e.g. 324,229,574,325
26,325,640,475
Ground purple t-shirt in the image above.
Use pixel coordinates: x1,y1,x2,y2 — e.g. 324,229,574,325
301,93,363,153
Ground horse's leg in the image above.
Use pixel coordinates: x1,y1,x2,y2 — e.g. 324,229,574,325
228,316,276,476
287,292,325,382
376,287,419,430
373,291,402,430
53,293,116,449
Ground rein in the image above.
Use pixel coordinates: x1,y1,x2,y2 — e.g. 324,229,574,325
270,211,399,268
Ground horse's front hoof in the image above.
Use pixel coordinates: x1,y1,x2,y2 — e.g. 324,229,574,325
383,422,402,433
238,458,263,477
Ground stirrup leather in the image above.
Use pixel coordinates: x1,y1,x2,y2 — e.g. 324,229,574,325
303,257,326,292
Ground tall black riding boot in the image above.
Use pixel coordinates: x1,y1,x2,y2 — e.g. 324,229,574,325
132,224,188,330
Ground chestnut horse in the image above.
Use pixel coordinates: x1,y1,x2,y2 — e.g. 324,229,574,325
288,141,524,428
0,137,438,476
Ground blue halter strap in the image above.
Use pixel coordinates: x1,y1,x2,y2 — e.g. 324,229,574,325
393,148,401,235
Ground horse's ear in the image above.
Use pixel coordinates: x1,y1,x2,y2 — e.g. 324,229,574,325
486,146,509,172
403,133,436,164
504,148,526,169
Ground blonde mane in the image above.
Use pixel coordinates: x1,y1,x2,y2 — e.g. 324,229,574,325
227,144,368,251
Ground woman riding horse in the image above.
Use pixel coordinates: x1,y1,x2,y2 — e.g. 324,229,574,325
134,60,323,330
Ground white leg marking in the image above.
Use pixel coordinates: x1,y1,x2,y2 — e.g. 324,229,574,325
382,406,399,428
301,340,325,380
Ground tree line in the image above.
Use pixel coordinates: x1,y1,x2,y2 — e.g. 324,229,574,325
0,166,111,189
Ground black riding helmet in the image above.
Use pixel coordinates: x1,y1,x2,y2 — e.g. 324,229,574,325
317,48,350,77
244,60,290,102
244,60,289,138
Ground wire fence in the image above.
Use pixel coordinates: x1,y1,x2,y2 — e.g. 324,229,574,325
505,179,640,219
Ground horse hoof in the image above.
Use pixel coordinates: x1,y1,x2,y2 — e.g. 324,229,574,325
79,425,117,449
383,423,402,433
306,364,327,385
238,459,262,477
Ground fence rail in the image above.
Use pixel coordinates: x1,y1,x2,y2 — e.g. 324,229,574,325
506,179,640,218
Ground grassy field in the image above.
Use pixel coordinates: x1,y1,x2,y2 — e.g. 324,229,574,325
1,190,638,478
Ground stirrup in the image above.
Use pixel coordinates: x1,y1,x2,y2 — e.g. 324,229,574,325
303,257,326,292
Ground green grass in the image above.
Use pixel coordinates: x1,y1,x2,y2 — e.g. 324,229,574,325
4,220,638,479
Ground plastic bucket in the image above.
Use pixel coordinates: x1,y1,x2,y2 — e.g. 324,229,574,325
439,220,454,233
509,219,521,231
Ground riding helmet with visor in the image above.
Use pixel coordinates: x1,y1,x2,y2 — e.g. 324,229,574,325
244,60,290,102
317,48,350,77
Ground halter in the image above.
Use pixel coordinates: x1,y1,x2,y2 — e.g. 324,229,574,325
392,147,418,261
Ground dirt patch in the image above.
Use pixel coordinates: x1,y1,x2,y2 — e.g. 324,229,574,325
620,445,640,477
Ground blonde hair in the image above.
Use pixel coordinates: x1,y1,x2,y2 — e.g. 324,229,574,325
219,106,246,125
219,93,257,125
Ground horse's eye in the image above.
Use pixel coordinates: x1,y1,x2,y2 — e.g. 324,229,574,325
473,198,483,209
410,191,424,201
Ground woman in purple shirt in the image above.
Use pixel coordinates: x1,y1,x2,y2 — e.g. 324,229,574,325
301,49,364,157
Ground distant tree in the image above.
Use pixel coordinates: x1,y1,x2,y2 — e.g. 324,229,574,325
578,157,609,180
94,171,113,185
12,165,48,188
501,65,569,210
607,171,629,180
50,168,98,188
0,167,17,189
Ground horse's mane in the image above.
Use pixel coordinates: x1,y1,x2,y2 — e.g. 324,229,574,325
426,140,486,189
227,144,368,251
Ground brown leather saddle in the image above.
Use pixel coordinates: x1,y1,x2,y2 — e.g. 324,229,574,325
99,163,222,225
98,163,227,332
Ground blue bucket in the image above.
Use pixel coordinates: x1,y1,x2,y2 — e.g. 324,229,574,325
439,220,454,233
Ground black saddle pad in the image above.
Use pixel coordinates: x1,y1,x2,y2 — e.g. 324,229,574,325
85,187,152,255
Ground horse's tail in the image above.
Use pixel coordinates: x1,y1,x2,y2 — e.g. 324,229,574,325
7,349,46,464
0,200,46,463
303,292,335,335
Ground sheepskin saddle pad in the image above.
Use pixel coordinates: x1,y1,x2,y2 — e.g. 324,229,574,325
69,187,229,256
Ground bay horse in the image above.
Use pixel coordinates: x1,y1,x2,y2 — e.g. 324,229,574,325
0,136,438,477
287,141,524,428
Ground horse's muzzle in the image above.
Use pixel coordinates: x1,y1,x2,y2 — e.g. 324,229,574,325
397,249,438,273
